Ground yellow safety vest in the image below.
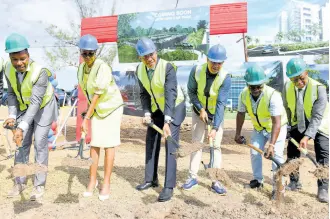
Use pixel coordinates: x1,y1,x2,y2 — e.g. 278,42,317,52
137,58,184,113
5,61,53,111
77,59,123,118
241,85,288,132
0,57,3,72
285,77,329,136
195,63,228,115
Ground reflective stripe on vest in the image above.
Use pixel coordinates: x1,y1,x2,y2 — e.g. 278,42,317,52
194,63,228,115
77,59,123,118
5,61,53,111
241,85,288,132
137,59,184,113
286,78,329,136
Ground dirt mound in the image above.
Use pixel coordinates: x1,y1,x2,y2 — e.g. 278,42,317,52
10,163,48,177
206,168,233,186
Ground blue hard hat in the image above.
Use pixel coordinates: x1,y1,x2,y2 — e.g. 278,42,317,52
207,44,227,63
135,37,156,56
78,34,98,50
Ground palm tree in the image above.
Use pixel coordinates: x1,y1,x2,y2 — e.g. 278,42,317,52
245,35,252,45
255,38,260,45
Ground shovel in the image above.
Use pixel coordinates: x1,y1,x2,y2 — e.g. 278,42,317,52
61,131,93,167
147,122,204,158
2,123,15,160
289,137,328,179
240,136,282,169
4,123,48,177
200,123,233,186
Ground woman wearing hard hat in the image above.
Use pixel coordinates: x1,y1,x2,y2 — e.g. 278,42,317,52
77,34,123,201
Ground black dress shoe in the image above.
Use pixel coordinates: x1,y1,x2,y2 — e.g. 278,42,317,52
158,188,173,202
136,180,159,191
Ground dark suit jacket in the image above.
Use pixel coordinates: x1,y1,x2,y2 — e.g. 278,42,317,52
137,58,185,126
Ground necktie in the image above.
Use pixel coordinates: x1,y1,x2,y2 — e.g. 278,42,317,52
297,89,306,133
147,69,154,81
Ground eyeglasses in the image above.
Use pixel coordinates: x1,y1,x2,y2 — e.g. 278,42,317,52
81,52,95,58
248,85,263,90
142,52,155,60
210,61,224,66
290,73,307,83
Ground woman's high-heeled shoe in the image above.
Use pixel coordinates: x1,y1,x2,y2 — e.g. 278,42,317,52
83,180,98,197
98,186,110,201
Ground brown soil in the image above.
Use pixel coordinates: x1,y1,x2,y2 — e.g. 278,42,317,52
61,156,93,167
173,142,205,158
0,108,328,219
10,163,48,177
205,168,233,187
312,165,329,179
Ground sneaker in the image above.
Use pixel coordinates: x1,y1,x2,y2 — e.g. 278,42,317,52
317,188,329,203
286,180,302,191
248,179,263,189
7,184,26,198
211,181,227,195
182,178,198,190
30,186,45,201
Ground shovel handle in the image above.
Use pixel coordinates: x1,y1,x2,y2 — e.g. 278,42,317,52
247,143,281,168
289,138,308,155
148,123,180,148
289,138,319,167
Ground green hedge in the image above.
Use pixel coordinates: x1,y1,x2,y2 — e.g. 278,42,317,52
280,42,329,52
158,49,198,61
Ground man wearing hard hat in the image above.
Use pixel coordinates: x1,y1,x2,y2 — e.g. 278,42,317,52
182,45,231,195
283,58,329,203
235,64,288,199
3,33,58,200
135,37,186,202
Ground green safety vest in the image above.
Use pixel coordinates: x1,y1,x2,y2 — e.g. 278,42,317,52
5,61,53,111
78,59,123,118
241,85,288,132
285,77,329,136
137,58,184,113
195,63,228,115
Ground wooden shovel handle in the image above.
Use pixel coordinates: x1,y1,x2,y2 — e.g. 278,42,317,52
289,138,308,155
247,143,264,154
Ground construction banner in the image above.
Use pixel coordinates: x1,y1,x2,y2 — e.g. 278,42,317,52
117,6,210,63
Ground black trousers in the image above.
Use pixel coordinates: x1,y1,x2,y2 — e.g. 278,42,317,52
287,128,329,189
144,110,180,188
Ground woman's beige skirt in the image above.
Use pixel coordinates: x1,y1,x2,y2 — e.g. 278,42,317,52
90,106,123,148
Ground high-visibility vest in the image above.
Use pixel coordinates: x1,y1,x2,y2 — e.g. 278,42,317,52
241,85,288,132
5,61,53,111
285,77,329,136
195,63,228,115
137,58,184,113
77,59,123,118
0,57,3,72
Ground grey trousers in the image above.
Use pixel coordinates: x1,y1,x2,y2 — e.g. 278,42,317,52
14,120,51,187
